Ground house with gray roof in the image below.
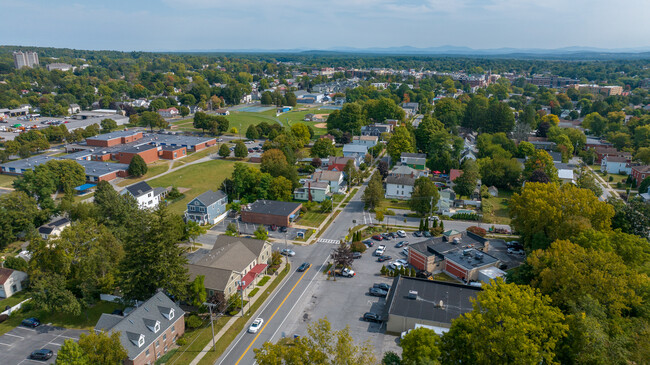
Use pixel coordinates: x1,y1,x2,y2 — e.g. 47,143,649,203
187,235,272,299
37,217,71,240
385,174,416,200
121,181,164,210
184,190,228,225
94,292,185,365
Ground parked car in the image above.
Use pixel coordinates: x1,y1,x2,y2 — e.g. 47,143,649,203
372,235,383,241
401,248,409,256
363,312,382,323
373,283,391,291
369,288,388,297
413,231,422,237
388,261,404,270
297,262,311,272
280,248,295,257
363,239,374,247
248,318,264,333
377,255,392,262
506,241,523,249
422,231,432,237
334,268,355,277
29,349,53,361
381,233,392,240
396,230,406,238
508,248,525,256
352,252,362,259
428,216,440,222
269,224,277,231
279,226,288,233
22,317,41,328
395,241,408,248
374,245,386,256
396,259,408,266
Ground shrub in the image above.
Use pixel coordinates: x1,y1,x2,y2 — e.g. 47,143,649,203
167,187,183,200
350,241,366,253
248,288,260,297
608,176,613,182
176,337,188,346
186,315,203,329
467,226,487,237
385,209,396,216
257,275,271,286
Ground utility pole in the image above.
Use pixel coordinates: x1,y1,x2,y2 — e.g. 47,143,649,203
284,231,289,266
203,302,217,352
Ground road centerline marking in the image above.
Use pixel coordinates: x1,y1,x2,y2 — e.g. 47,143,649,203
234,266,312,365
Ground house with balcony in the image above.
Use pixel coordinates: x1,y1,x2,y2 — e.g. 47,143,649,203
184,190,228,225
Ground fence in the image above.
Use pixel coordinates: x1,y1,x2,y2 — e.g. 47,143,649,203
0,298,31,317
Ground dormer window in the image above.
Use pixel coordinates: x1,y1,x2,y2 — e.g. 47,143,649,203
168,308,174,320
144,318,161,333
159,306,175,320
138,334,145,347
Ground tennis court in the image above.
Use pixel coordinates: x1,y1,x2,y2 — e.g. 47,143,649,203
237,105,275,112
320,105,342,110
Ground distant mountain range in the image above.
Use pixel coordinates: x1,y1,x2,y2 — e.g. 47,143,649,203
171,45,650,59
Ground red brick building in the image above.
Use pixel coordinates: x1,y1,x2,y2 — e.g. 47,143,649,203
594,146,632,164
94,292,185,365
159,146,186,160
116,145,160,164
632,165,650,186
86,130,143,147
241,200,302,227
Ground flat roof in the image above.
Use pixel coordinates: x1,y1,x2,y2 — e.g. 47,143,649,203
385,276,480,325
444,248,499,270
77,160,129,177
242,200,302,217
87,130,141,141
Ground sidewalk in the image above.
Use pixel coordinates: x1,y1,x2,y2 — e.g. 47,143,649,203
187,262,288,365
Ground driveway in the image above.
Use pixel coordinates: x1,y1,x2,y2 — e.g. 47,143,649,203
0,325,87,364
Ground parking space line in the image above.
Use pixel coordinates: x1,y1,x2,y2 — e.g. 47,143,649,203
0,342,12,346
15,327,36,332
3,333,24,339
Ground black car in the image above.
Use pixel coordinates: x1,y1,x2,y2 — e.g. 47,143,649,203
373,283,390,291
395,241,408,248
381,233,392,240
279,226,288,233
22,317,41,328
422,231,432,237
363,312,382,323
506,241,523,250
377,255,391,262
111,309,124,316
369,288,388,297
30,349,53,360
297,262,311,272
363,239,374,247
352,252,362,259
413,231,422,237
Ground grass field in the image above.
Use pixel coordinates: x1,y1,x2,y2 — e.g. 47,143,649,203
0,174,16,188
0,300,123,336
278,108,330,136
482,190,513,225
116,160,171,187
0,291,30,309
378,198,411,211
183,145,220,163
299,210,329,228
224,111,282,133
148,159,236,215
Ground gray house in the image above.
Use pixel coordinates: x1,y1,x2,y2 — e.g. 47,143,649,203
184,190,228,225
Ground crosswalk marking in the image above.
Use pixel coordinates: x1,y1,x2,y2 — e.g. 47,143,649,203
318,238,341,244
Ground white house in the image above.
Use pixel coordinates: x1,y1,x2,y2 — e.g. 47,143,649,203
342,144,368,165
67,103,81,115
0,268,28,299
37,217,71,240
312,170,345,193
601,155,631,174
558,169,576,185
121,181,164,209
158,107,179,118
352,135,378,148
385,175,416,200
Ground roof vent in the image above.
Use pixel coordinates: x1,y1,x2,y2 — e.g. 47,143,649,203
463,249,472,256
475,253,484,261
453,237,460,244
407,290,418,299
437,300,445,308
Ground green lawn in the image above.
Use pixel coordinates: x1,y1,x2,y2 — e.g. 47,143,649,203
299,211,329,228
434,272,458,282
223,111,282,134
0,291,30,309
482,190,513,225
116,160,171,187
183,145,221,163
148,159,237,215
0,300,123,336
378,198,411,211
0,174,16,188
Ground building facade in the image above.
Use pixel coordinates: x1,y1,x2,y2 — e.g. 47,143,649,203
185,190,228,225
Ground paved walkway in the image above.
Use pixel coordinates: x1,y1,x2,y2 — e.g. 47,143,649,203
186,262,288,365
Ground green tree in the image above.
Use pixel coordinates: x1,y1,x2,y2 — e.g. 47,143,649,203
56,339,88,365
509,182,614,249
375,210,384,223
362,172,383,209
477,157,521,189
246,125,259,140
185,220,207,250
387,126,415,162
3,255,28,271
219,143,231,158
462,94,488,131
260,149,288,175
179,105,190,117
0,191,45,249
234,141,248,158
291,123,311,146
139,111,167,131
261,92,273,105
31,274,81,316
78,331,127,365
433,97,464,128
100,118,118,133
635,147,650,165
187,275,207,307
311,137,336,158
327,102,367,134
226,222,239,236
523,149,558,183
254,225,269,240
400,328,440,365
517,141,535,158
440,280,568,365
127,154,148,177
453,160,479,197
320,199,333,213
575,165,603,197
269,176,293,201
119,206,189,301
409,177,440,216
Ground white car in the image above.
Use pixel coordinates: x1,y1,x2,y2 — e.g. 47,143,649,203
396,230,406,238
389,261,404,270
396,259,408,266
248,318,264,333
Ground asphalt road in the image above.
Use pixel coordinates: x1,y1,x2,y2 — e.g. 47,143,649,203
0,325,86,364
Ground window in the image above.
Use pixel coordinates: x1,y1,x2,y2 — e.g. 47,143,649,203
168,308,174,320
163,334,167,341
146,349,150,357
156,340,159,348
171,325,175,333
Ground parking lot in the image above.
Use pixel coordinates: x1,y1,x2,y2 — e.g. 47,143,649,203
0,115,128,141
0,325,86,364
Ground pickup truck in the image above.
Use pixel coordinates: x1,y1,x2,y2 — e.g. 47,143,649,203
333,268,355,277
374,245,386,256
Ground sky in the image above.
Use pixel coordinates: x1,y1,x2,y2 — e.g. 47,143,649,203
2,0,649,52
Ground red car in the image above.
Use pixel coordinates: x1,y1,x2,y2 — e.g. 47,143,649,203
372,235,383,241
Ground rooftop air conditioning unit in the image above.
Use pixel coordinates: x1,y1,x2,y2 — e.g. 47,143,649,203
453,237,460,244
475,253,484,261
407,290,418,299
463,249,472,256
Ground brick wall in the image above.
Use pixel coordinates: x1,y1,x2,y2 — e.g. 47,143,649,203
117,148,160,164
127,317,185,365
160,147,186,160
445,260,467,280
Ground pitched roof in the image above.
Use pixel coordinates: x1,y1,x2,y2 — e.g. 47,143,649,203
342,144,368,153
0,268,16,285
386,175,416,186
401,153,426,159
603,155,629,163
449,169,462,181
95,292,184,360
192,190,227,207
124,181,153,198
312,170,342,182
